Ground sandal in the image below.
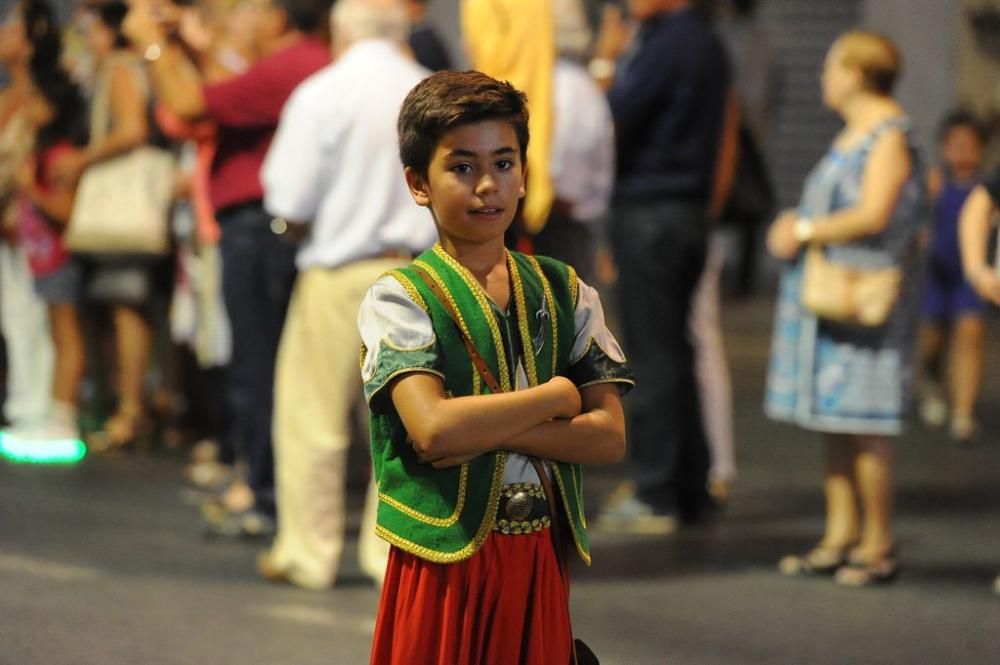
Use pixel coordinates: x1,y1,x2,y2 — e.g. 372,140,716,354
779,543,853,577
86,409,149,453
835,550,900,587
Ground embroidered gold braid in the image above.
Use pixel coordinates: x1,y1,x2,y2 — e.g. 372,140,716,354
553,465,592,566
567,264,579,308
507,257,539,387
413,258,485,395
379,463,469,527
572,463,588,529
388,269,428,312
376,269,469,528
430,244,511,392
375,450,509,563
524,255,561,378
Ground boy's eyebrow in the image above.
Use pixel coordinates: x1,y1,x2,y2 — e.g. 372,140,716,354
446,147,517,158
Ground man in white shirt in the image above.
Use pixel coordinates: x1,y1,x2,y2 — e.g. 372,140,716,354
533,0,615,284
257,0,435,589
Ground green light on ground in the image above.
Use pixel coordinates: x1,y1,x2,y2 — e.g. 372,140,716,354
0,433,87,465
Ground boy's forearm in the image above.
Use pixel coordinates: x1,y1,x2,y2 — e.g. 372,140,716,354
420,390,557,458
504,411,624,465
393,376,578,460
504,384,626,465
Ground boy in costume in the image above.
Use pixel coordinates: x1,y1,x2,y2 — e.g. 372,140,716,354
358,70,634,664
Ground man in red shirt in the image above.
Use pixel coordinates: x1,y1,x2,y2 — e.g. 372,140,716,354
125,0,332,533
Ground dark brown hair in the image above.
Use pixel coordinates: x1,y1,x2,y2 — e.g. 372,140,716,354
937,108,987,145
397,70,530,176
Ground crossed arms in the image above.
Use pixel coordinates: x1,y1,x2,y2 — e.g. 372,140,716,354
389,373,626,469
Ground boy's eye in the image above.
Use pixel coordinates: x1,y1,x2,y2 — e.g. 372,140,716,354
496,159,513,171
451,163,473,174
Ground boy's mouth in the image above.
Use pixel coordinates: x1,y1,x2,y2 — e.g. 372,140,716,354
469,206,504,221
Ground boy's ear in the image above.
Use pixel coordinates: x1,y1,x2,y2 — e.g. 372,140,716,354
404,166,432,207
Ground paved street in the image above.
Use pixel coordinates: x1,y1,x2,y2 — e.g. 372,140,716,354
2,296,999,665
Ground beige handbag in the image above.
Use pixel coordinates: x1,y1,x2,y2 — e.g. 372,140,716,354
801,245,902,327
66,56,174,256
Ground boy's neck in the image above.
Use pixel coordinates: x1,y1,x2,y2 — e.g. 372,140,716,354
439,235,507,283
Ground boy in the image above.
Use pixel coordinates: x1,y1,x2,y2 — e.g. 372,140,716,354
918,110,989,443
358,71,634,664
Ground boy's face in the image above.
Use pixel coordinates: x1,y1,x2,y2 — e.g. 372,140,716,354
405,120,526,245
941,125,983,179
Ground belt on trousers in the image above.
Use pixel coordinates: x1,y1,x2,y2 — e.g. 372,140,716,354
492,483,551,535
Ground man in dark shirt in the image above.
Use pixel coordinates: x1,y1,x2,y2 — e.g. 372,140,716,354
405,0,452,71
594,0,730,532
125,0,333,533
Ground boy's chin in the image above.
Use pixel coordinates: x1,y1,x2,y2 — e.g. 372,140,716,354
438,219,515,244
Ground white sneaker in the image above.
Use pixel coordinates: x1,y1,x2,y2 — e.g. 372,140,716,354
2,417,81,442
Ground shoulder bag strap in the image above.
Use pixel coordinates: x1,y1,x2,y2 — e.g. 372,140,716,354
411,264,582,665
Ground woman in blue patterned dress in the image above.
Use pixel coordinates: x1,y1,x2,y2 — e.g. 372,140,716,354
765,31,925,587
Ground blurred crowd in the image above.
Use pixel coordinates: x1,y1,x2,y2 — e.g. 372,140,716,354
1,0,999,596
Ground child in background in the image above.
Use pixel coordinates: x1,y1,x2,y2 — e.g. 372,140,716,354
359,71,633,664
917,110,989,443
10,66,90,441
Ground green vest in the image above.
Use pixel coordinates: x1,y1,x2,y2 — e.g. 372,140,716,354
367,244,593,565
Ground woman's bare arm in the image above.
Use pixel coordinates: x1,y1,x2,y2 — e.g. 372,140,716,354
807,129,911,243
959,185,1000,304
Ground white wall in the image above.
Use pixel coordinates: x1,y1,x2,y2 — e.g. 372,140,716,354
427,0,466,68
862,0,963,159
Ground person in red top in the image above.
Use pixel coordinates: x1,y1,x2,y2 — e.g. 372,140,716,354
12,62,90,442
123,0,333,534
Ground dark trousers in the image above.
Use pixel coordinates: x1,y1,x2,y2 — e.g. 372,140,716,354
218,203,298,516
532,207,597,285
611,199,711,518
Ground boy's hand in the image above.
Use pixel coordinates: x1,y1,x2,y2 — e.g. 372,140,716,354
430,453,480,469
546,376,582,420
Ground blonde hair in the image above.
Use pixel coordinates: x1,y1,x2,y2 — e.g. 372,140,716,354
834,30,902,96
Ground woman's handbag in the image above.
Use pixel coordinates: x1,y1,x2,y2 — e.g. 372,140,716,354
65,147,175,255
800,245,902,327
65,55,174,256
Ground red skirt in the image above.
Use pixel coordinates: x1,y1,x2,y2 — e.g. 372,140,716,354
370,530,572,665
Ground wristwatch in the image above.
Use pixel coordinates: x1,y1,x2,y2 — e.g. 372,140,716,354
793,218,813,243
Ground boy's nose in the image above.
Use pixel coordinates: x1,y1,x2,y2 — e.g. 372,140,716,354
475,174,498,195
